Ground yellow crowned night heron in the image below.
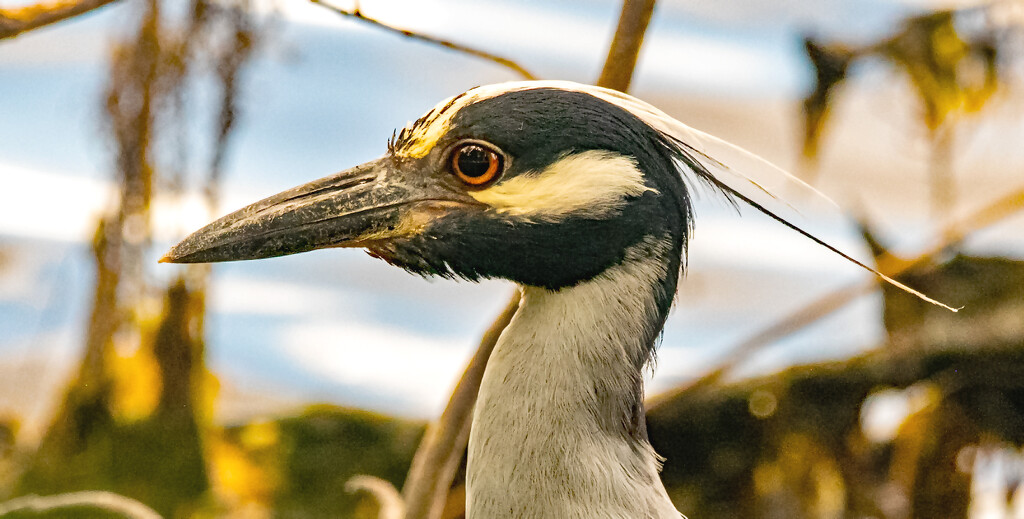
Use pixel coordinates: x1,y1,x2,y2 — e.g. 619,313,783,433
163,80,950,518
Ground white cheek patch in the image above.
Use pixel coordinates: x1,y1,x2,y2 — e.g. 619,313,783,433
469,150,656,222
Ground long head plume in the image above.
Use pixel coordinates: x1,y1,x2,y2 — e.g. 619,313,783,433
452,80,958,312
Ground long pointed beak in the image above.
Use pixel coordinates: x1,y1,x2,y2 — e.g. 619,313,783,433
161,157,459,264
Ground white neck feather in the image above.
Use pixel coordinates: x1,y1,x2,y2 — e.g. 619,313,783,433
466,237,681,519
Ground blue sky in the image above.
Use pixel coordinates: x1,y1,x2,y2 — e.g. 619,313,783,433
1,0,1021,423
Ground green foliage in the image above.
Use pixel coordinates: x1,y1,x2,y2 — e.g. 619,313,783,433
268,405,426,518
1,508,139,518
647,255,1024,519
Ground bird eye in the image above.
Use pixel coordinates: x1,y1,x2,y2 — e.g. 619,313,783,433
450,143,503,186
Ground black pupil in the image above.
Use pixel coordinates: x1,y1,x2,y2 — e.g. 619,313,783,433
457,146,492,178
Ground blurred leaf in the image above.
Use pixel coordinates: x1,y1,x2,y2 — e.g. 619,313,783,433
880,10,1001,132
801,37,855,165
208,424,281,514
110,340,162,423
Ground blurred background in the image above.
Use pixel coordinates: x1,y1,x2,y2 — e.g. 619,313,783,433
0,0,1022,517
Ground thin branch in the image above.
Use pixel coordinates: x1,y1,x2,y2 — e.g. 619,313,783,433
0,0,119,40
930,124,957,230
308,0,537,80
648,185,1024,411
0,491,162,519
401,290,521,519
347,475,405,519
597,0,656,91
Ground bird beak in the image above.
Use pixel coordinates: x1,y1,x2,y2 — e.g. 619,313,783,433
161,156,470,264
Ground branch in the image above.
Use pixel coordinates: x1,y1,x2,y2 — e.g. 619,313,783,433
308,0,536,80
647,185,1024,411
346,475,405,519
596,0,656,92
0,0,119,40
0,491,162,519
400,291,521,519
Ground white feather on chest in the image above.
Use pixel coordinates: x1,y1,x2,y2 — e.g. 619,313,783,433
466,237,681,519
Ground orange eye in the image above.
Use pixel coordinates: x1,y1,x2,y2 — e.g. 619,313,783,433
450,143,503,185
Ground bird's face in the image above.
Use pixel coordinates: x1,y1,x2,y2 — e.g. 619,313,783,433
164,84,694,289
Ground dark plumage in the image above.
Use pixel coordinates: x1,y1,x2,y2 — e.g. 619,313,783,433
382,89,708,294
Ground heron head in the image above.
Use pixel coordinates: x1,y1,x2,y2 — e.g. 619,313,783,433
163,82,714,290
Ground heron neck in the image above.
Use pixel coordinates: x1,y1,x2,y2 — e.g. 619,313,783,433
466,237,679,518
